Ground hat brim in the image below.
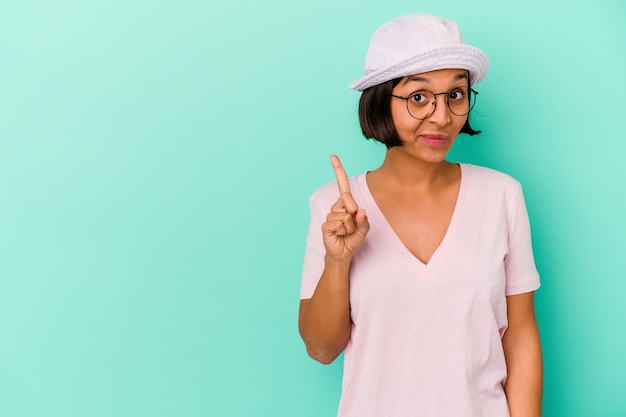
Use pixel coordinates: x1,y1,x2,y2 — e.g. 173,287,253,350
349,44,489,91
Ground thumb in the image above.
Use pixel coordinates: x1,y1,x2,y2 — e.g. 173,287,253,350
355,209,370,236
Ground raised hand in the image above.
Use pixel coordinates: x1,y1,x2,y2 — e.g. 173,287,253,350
322,155,370,262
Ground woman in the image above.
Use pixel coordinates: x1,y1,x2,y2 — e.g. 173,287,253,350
298,13,542,417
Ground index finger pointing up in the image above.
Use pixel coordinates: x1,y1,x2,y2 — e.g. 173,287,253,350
330,154,351,195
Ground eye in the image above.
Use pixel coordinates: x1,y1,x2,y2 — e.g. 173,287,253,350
408,92,429,104
448,89,466,101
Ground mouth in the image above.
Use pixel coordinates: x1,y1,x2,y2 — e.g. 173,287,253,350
420,134,449,148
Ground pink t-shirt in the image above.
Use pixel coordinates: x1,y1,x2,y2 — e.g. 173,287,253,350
300,164,540,417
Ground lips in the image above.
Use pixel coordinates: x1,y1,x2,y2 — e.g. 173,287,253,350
420,134,449,148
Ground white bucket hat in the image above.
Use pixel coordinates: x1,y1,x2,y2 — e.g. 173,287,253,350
349,14,489,91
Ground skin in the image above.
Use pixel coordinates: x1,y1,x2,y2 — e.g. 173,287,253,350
298,68,542,415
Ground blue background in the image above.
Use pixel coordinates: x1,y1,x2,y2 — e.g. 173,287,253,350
1,0,625,415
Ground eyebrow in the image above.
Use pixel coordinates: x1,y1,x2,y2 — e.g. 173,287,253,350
402,72,468,86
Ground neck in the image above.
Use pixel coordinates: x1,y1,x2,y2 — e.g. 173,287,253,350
374,148,458,190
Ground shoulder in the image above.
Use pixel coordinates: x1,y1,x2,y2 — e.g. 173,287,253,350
308,173,366,208
463,163,522,192
462,164,525,208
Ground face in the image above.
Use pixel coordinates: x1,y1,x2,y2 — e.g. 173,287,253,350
390,68,470,163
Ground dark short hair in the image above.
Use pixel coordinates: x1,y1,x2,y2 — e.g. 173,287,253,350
358,78,481,148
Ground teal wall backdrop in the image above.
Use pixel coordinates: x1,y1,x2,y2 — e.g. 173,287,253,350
1,0,625,416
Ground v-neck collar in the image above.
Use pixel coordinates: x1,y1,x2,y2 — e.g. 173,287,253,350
356,163,470,276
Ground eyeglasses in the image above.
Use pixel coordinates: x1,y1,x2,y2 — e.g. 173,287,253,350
391,87,478,120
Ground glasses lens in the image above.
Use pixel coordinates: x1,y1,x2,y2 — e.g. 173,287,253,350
448,88,475,116
404,88,477,119
406,91,435,120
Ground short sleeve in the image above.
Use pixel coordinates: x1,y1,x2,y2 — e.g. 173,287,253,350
299,185,338,300
504,185,541,295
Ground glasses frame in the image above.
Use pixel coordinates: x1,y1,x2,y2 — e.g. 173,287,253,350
391,87,479,120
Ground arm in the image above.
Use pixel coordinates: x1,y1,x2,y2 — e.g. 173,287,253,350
298,155,370,364
502,292,543,417
298,258,352,364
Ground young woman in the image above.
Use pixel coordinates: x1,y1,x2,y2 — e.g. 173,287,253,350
298,14,542,417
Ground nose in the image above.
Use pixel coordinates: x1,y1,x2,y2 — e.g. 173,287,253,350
427,94,451,126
